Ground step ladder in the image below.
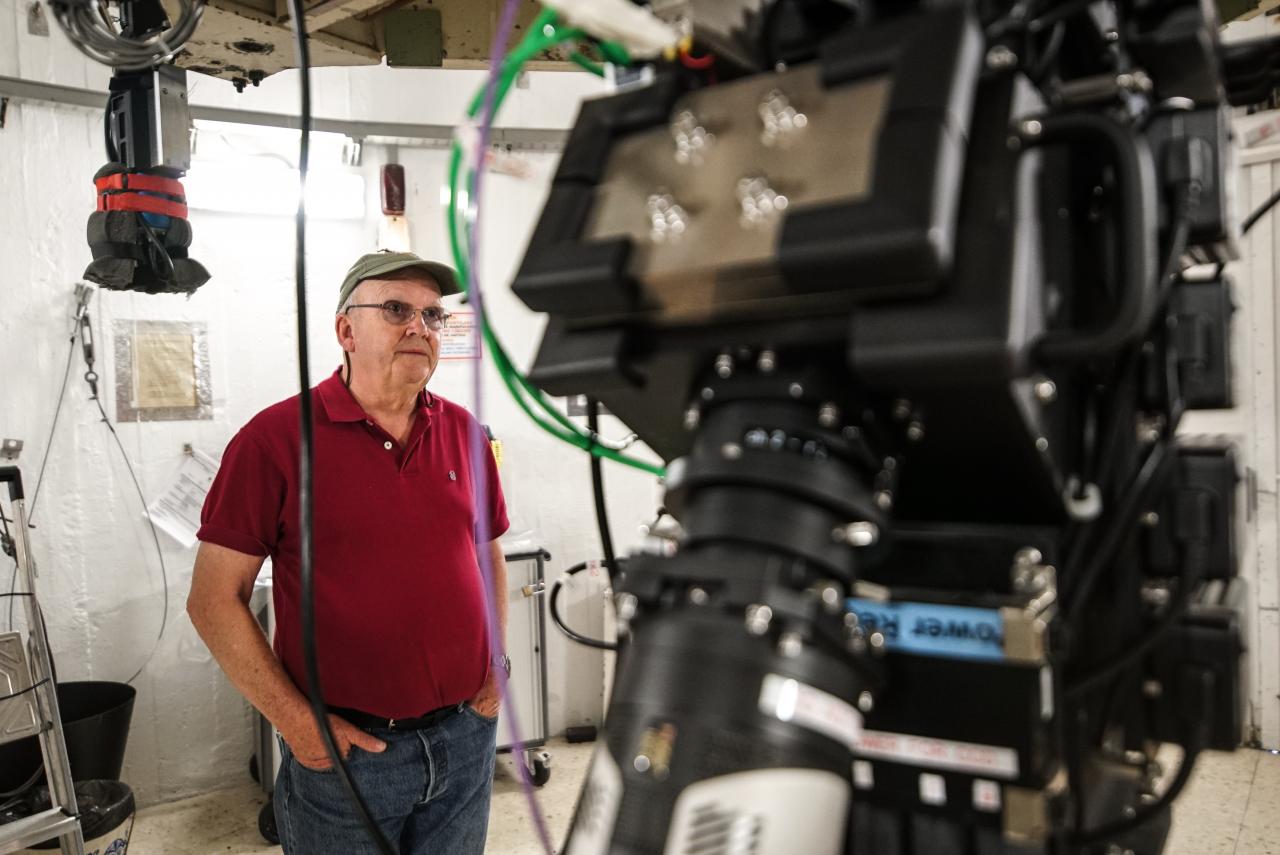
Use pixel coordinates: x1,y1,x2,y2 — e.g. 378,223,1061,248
0,466,84,855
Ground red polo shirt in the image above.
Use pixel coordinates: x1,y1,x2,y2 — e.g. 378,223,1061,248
197,369,509,719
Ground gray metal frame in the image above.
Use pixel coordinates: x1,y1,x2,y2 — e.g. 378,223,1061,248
0,469,85,855
497,549,552,757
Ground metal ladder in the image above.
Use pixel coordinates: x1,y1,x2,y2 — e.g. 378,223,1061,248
0,466,84,855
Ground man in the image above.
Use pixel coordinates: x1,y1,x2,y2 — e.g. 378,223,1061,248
187,250,510,854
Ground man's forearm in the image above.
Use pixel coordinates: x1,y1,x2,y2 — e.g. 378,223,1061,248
490,541,509,645
190,597,313,741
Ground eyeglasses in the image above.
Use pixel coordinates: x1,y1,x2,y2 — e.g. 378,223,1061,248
345,301,452,331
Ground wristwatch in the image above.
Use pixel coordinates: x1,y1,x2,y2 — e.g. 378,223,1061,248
492,653,511,677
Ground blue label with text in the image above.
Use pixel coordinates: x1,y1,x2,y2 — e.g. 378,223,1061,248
846,599,1006,661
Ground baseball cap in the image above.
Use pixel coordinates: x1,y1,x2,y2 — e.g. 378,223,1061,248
337,250,462,310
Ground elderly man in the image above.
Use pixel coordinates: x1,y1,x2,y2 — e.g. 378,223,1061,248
187,250,510,854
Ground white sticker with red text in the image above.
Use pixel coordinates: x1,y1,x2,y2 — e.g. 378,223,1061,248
853,730,1020,779
758,674,863,751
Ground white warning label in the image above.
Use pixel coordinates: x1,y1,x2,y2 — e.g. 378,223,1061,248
854,730,1020,779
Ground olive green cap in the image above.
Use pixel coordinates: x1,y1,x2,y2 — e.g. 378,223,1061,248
337,250,462,310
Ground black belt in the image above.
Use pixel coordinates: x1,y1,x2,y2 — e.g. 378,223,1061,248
328,702,463,732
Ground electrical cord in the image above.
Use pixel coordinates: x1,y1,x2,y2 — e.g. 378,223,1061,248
442,16,663,478
8,307,82,632
1067,670,1212,846
0,767,43,803
282,2,393,851
1061,181,1199,621
549,560,619,651
83,362,170,686
0,678,50,704
1066,542,1205,700
467,7,557,848
1064,440,1174,622
50,0,205,69
1214,184,1280,277
587,398,618,587
76,303,170,685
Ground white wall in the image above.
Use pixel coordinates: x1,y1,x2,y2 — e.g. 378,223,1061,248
1,0,658,807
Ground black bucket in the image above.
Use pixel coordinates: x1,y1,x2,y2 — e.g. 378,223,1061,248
2,780,136,852
0,682,136,791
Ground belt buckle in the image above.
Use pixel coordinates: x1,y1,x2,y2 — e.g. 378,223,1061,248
388,717,397,731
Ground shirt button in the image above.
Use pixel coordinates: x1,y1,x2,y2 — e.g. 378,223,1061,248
383,441,393,450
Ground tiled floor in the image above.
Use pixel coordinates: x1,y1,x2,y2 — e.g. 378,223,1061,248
118,742,1278,854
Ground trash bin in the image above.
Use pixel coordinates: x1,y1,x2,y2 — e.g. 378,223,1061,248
6,780,135,853
0,682,136,791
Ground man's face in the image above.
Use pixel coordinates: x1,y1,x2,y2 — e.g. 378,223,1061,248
336,274,445,390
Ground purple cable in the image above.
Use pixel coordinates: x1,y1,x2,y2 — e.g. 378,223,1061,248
463,1,556,852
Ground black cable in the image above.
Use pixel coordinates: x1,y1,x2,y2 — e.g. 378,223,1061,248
282,4,393,852
1066,543,1204,700
1062,189,1199,639
1026,20,1065,84
0,767,43,803
1155,189,1198,312
1241,185,1280,237
8,318,80,632
29,330,78,522
586,398,618,587
1064,440,1174,622
0,678,51,704
85,373,169,685
1027,0,1093,34
1214,184,1280,277
1067,671,1212,846
550,561,619,651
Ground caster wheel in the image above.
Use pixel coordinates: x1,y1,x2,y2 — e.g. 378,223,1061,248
527,751,551,787
249,754,260,784
259,799,280,844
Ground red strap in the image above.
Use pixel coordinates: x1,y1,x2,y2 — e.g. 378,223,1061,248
94,172,186,197
97,192,189,219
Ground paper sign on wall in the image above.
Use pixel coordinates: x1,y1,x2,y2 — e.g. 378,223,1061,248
147,450,220,548
439,311,479,360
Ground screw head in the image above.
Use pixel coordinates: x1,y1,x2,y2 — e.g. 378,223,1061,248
1034,379,1057,403
816,583,842,612
1021,118,1043,138
857,691,874,712
745,604,773,635
1014,547,1044,566
758,350,777,373
834,521,880,547
715,353,733,379
778,631,804,658
722,442,743,460
688,586,709,605
616,593,638,622
986,44,1017,69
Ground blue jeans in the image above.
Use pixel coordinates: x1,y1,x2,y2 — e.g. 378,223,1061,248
274,705,498,854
